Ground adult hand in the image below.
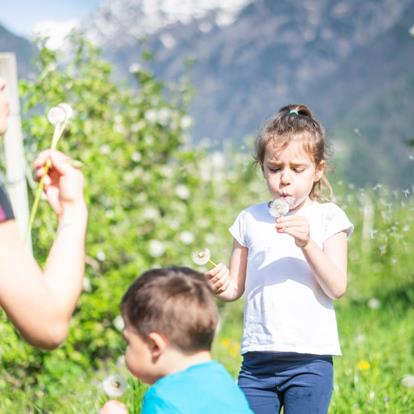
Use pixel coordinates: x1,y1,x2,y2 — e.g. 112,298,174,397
276,215,310,248
205,263,231,294
34,150,85,217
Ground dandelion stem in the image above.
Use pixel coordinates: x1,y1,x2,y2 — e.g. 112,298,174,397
25,173,48,241
208,259,217,267
25,120,68,241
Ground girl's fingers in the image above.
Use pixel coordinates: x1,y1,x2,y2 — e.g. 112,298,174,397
205,263,225,278
216,276,231,294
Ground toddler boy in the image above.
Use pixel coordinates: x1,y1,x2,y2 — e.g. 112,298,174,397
100,266,253,413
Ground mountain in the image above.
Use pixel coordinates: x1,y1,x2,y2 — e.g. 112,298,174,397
0,23,37,79
81,0,414,188
0,1,413,187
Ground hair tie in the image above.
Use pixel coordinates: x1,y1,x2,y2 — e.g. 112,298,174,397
289,109,299,115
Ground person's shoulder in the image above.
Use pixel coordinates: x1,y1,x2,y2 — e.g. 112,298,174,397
316,201,354,237
142,383,181,414
240,202,269,218
312,201,347,215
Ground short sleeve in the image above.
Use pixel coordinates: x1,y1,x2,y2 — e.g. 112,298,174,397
0,184,14,224
322,203,353,241
229,210,248,247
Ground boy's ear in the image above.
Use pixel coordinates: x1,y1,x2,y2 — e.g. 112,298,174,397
314,160,325,182
148,332,168,359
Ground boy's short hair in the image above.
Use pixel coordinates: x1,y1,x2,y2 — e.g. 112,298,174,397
121,266,219,353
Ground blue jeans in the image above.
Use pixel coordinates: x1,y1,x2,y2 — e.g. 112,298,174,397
238,352,333,414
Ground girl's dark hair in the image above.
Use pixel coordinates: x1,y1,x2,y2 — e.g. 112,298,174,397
254,104,333,201
121,267,219,353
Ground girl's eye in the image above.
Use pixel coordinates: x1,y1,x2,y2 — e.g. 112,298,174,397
268,167,281,173
294,168,305,173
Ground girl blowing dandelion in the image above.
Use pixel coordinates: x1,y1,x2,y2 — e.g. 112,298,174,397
205,104,353,414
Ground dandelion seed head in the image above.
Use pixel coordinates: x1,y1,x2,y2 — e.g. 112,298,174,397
113,315,125,332
47,106,66,125
355,334,366,344
57,103,74,120
368,297,380,309
192,248,211,265
269,198,290,218
401,374,414,388
102,374,127,397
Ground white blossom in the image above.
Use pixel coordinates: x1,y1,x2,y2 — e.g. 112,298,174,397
158,108,171,126
175,184,190,200
143,207,159,220
180,115,192,129
131,152,141,162
100,145,111,155
145,109,158,123
129,63,141,73
149,240,166,258
180,231,194,245
205,233,217,244
83,277,92,292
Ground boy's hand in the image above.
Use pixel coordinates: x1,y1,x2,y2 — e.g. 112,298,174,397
99,400,128,414
205,263,231,294
276,215,310,248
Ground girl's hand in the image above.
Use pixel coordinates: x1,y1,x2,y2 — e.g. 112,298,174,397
205,263,231,294
99,400,128,414
276,215,310,248
34,149,85,217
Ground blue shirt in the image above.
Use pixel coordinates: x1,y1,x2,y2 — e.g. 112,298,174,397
141,360,253,413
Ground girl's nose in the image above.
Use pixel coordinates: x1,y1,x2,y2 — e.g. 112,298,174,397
280,169,292,184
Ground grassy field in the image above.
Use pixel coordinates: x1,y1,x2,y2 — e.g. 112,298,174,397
1,186,413,413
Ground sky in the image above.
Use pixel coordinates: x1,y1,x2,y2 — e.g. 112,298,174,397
0,0,102,38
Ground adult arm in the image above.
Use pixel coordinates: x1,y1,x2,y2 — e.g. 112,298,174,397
0,150,87,349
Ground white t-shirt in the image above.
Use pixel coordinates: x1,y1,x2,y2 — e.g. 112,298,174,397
229,201,353,356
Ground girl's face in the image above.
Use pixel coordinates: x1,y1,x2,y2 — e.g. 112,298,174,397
0,77,10,135
263,140,324,212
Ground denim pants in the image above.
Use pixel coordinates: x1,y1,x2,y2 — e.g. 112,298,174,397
238,352,333,414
